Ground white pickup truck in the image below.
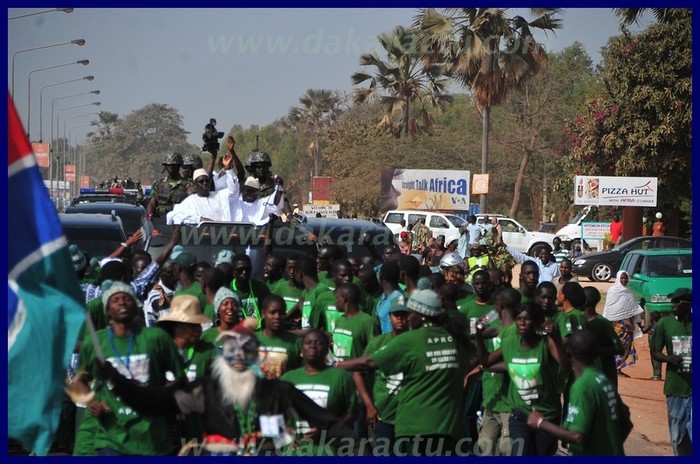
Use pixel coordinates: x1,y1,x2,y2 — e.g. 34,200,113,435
476,214,558,257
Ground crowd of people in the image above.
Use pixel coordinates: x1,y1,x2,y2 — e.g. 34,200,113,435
31,145,691,456
48,189,692,457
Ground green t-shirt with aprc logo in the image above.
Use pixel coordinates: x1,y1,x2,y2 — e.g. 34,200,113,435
331,312,379,361
651,316,692,397
501,331,561,420
77,325,185,456
372,325,472,439
563,367,625,456
363,332,403,425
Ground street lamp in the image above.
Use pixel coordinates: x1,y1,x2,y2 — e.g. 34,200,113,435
49,91,99,199
39,75,94,142
64,122,98,200
9,8,74,20
11,38,86,96
27,59,89,139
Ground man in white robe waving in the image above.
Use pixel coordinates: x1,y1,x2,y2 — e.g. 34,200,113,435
167,169,231,224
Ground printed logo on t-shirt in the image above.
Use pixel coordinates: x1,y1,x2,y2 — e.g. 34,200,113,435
386,373,404,395
259,348,289,378
325,306,344,333
332,329,353,359
671,335,692,373
425,347,458,372
301,301,312,329
508,357,541,404
108,353,150,385
295,384,330,435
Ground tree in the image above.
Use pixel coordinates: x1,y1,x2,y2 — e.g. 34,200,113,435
559,10,691,232
494,43,599,220
86,103,194,186
351,25,453,139
414,8,561,213
286,89,343,177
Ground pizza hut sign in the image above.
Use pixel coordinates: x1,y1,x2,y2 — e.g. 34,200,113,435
574,176,658,207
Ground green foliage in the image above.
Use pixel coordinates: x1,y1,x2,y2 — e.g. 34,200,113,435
559,10,691,211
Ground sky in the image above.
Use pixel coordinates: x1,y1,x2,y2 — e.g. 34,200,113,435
8,7,653,147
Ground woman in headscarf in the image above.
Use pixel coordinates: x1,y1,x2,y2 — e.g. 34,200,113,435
201,287,242,351
602,270,644,378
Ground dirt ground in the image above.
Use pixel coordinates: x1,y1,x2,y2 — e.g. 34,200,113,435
512,265,673,456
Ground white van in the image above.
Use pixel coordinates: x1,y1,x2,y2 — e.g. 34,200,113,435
383,210,466,244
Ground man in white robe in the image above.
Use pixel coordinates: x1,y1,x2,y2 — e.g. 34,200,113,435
215,153,285,226
167,169,231,224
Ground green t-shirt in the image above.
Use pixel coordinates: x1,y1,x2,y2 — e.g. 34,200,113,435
77,324,185,455
201,302,216,325
482,321,510,413
455,289,475,315
315,290,345,334
501,331,561,420
77,297,109,343
363,333,404,425
331,312,379,361
372,325,472,439
300,282,332,330
553,308,587,338
281,366,358,443
256,330,303,376
460,298,495,336
201,327,224,351
586,315,624,389
231,278,271,328
563,367,625,456
174,281,207,317
651,316,692,397
269,278,303,313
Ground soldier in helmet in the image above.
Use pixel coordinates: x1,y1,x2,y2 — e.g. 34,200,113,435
146,152,190,219
245,150,275,197
182,154,204,194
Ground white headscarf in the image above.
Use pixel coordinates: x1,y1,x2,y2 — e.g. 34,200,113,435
603,270,644,322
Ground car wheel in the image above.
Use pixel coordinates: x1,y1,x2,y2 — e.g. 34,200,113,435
591,263,613,282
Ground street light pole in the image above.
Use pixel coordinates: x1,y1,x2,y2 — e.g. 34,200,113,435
27,59,89,139
11,38,86,97
49,91,100,201
8,8,74,20
63,122,97,202
39,75,94,142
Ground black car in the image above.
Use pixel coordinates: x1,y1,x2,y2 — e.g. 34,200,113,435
571,235,692,282
300,217,398,261
59,213,127,261
64,202,153,249
176,220,317,280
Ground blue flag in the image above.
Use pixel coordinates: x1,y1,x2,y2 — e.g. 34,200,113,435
7,93,86,455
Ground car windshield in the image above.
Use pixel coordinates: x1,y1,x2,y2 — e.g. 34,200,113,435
445,215,466,227
649,254,692,277
63,227,124,260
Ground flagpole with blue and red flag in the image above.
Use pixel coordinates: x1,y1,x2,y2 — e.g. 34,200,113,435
7,93,86,455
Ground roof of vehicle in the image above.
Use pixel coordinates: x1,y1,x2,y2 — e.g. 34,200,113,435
624,248,693,256
71,194,139,205
65,202,145,214
59,212,125,229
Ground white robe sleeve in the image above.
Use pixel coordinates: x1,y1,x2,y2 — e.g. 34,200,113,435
167,197,200,224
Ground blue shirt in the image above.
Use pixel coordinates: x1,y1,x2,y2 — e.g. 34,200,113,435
506,246,561,284
376,290,405,334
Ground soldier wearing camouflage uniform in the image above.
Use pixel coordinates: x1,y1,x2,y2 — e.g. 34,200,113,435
182,154,204,194
146,152,191,219
245,150,276,197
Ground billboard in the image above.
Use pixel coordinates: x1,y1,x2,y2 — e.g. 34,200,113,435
32,143,49,168
303,203,340,218
381,169,470,211
64,165,76,182
312,176,333,203
574,176,658,207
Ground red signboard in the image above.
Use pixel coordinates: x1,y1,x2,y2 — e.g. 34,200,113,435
80,176,90,188
32,143,50,168
65,165,76,182
312,176,333,203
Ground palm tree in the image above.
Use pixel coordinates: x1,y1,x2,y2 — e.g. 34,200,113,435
414,8,561,213
287,89,341,177
351,25,453,138
94,111,119,140
614,8,685,26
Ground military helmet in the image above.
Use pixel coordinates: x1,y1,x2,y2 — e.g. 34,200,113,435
245,150,272,168
162,151,183,165
440,252,466,270
183,153,203,169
